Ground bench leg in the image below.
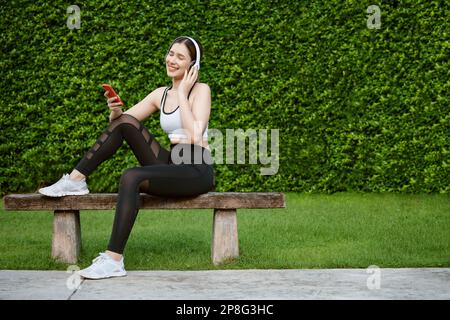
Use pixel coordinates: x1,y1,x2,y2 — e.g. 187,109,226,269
51,210,81,264
212,209,239,265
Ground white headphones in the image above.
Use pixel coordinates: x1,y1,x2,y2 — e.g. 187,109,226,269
168,36,201,70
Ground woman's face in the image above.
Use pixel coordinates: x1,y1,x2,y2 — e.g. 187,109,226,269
166,42,193,79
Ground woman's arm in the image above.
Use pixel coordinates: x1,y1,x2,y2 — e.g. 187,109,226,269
176,67,211,144
178,83,211,144
123,87,165,122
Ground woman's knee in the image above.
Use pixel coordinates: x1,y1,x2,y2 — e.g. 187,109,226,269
138,180,150,193
119,168,144,190
109,113,142,132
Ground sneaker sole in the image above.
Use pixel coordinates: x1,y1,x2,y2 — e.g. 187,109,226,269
38,190,90,197
77,271,127,280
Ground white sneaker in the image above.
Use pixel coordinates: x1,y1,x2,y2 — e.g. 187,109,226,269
38,173,89,197
77,252,127,280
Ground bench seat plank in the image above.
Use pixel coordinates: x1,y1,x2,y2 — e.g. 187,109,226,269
4,192,285,210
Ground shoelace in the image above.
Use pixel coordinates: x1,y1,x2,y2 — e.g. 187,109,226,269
92,252,110,265
60,174,70,189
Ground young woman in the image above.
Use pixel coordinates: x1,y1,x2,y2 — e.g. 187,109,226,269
38,36,214,279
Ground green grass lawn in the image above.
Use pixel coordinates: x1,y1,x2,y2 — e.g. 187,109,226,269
0,192,449,270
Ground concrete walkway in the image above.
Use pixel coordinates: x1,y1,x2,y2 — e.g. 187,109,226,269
0,268,449,300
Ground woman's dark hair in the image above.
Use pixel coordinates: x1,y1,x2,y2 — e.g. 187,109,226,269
170,36,203,63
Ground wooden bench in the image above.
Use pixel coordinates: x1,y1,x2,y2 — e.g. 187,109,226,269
3,192,285,265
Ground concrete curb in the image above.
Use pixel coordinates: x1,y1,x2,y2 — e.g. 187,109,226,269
1,268,449,300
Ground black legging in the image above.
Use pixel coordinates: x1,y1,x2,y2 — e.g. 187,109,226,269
74,113,215,254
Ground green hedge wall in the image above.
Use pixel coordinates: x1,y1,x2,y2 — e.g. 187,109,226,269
1,0,449,194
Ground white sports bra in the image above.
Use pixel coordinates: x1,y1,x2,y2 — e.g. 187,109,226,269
160,85,209,140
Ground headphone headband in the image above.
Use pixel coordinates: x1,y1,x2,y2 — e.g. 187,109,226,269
168,36,201,70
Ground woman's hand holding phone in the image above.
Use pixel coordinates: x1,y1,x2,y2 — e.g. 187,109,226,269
104,90,123,113
102,84,124,121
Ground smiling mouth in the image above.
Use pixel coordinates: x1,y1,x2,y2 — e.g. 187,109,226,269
168,65,179,71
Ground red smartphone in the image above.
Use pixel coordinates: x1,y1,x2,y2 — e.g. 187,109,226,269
102,84,124,106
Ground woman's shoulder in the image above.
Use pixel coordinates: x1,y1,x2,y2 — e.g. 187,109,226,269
193,82,211,96
152,86,169,111
151,86,168,97
155,86,169,93
195,82,210,90
154,83,209,93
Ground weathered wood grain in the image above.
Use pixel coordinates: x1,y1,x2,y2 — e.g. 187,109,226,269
3,192,286,265
3,192,286,210
51,210,81,264
212,209,239,265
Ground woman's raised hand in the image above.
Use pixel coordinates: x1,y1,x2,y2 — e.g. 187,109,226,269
105,90,123,113
178,66,199,98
